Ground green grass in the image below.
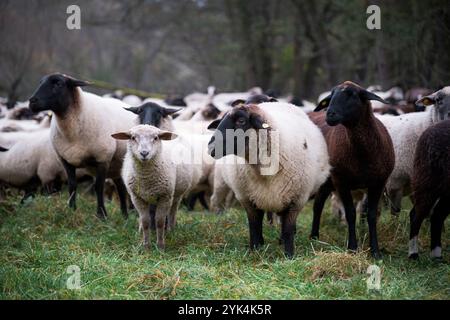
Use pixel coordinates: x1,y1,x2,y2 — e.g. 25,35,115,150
0,191,449,300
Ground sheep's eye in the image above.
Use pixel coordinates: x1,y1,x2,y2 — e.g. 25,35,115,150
154,136,159,141
131,136,136,141
236,118,247,126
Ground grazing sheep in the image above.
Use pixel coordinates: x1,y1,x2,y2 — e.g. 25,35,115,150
190,103,222,122
208,102,330,257
377,87,450,215
125,102,181,131
28,73,135,219
310,81,395,259
112,125,202,250
408,120,450,260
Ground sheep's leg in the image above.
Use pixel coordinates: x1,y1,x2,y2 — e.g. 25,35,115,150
409,194,437,259
267,212,274,226
211,183,230,215
280,206,299,258
168,197,182,231
61,158,77,210
132,197,151,249
338,188,358,252
113,178,128,219
243,202,265,249
198,191,209,211
94,164,108,219
155,201,171,250
430,197,450,259
310,179,333,240
21,177,40,204
149,204,156,231
367,186,384,259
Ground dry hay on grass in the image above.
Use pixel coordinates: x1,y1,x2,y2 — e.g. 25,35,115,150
307,251,372,281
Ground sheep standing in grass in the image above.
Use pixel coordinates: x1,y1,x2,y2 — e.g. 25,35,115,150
208,102,330,257
0,129,66,201
28,73,136,219
112,125,202,249
310,81,395,259
377,87,450,215
408,120,450,260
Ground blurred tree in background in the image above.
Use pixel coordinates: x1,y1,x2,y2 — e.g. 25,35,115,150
0,0,449,101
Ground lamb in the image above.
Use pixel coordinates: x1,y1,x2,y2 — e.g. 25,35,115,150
310,81,395,259
408,120,450,260
125,102,181,131
128,101,215,211
207,102,330,257
28,73,136,219
377,87,450,215
112,125,202,250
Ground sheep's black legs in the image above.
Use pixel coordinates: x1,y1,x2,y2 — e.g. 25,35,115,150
367,186,384,259
430,197,450,259
338,188,358,252
113,178,128,219
409,194,437,259
310,179,333,239
244,203,265,249
21,177,40,204
280,206,299,258
95,165,108,219
267,212,274,225
149,204,156,231
61,158,77,210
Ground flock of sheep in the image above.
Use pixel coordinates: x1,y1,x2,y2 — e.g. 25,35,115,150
0,73,449,261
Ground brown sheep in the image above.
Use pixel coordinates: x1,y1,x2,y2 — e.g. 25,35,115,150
309,81,395,259
408,120,450,260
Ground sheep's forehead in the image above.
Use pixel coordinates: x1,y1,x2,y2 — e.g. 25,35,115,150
130,126,160,139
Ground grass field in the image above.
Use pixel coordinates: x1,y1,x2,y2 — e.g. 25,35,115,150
0,191,449,300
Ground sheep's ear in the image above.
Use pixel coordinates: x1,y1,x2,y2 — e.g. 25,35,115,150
207,119,222,130
0,146,8,152
269,97,278,102
162,107,183,117
314,95,331,112
125,107,142,114
159,131,178,140
231,99,246,107
360,90,389,104
65,75,90,88
416,95,435,107
111,132,131,140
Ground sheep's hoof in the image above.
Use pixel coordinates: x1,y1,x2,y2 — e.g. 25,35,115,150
157,243,165,251
371,251,383,261
309,234,319,240
408,253,419,260
431,256,444,263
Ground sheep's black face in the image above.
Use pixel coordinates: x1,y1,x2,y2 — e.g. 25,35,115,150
207,105,269,160
29,73,89,115
315,81,388,127
126,102,181,127
201,103,221,120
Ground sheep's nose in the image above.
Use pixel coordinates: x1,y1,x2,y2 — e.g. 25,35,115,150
140,151,149,158
327,110,337,118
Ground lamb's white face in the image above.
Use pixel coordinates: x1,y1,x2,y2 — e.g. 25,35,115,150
111,125,177,162
128,126,162,162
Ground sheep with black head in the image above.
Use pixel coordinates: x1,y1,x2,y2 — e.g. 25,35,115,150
310,81,395,259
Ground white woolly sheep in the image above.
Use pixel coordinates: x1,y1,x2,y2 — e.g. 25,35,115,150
207,102,330,257
376,87,450,215
29,73,137,219
112,125,203,250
